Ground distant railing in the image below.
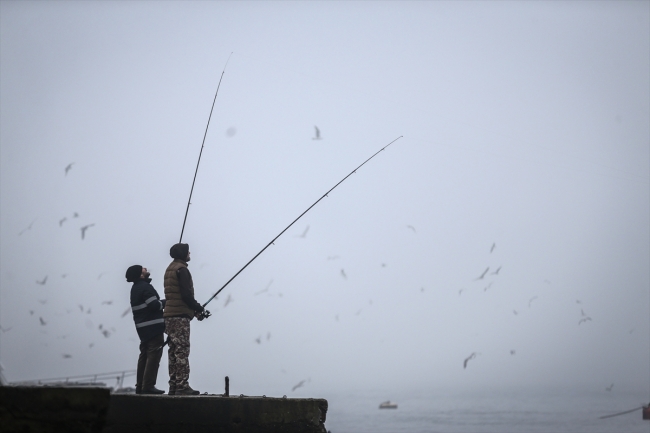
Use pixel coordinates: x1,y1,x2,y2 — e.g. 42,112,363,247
9,370,137,391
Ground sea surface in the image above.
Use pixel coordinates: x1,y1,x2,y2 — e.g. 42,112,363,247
321,386,649,433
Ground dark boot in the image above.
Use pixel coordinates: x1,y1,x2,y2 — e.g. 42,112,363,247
175,385,200,395
141,386,165,395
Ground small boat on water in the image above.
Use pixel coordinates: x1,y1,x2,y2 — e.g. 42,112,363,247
379,401,398,409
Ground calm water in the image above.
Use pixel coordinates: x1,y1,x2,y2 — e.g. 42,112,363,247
321,387,649,433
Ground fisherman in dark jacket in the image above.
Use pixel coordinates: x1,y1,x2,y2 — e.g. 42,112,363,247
126,265,166,395
163,243,209,395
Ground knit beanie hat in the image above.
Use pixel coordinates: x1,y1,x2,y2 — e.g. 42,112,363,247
125,265,143,283
170,243,190,260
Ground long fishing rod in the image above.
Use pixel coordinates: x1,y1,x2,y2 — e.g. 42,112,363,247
202,135,403,308
179,52,233,243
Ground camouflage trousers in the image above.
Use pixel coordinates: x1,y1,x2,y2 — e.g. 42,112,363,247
165,316,191,391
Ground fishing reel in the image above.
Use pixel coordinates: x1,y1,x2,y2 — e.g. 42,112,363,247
197,309,211,321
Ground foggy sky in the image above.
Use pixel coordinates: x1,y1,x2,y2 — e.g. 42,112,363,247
1,1,648,398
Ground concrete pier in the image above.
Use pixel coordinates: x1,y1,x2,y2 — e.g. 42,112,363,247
104,394,328,433
0,386,328,433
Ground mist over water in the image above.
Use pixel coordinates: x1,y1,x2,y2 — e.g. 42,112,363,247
1,2,648,431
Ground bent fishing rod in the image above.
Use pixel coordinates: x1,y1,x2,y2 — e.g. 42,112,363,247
179,52,233,243
202,135,403,308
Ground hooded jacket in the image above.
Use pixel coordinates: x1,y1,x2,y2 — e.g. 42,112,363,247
130,278,165,342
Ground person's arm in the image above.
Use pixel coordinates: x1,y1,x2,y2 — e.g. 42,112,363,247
143,286,164,312
177,268,204,312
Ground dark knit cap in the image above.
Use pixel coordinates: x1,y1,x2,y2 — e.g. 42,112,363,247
170,243,190,260
125,265,143,283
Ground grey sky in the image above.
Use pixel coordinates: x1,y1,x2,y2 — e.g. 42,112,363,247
1,1,648,396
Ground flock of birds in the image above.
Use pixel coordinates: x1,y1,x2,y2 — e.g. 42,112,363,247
18,163,96,240
7,155,610,393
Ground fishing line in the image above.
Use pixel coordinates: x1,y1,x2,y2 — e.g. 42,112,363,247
179,52,233,243
202,135,403,308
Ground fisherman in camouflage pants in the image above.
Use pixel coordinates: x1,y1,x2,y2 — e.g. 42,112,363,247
165,316,191,393
164,243,209,395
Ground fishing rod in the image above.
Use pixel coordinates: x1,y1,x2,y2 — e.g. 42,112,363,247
179,52,233,243
202,135,403,308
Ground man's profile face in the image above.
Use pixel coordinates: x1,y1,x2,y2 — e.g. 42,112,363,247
186,251,191,262
141,267,151,279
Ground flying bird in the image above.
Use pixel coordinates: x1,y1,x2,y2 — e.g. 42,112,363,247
475,267,489,280
101,300,113,305
510,350,516,355
0,326,12,333
36,276,48,285
255,336,261,344
483,282,493,292
528,296,538,307
121,307,131,318
62,354,72,359
39,317,47,326
59,217,67,227
255,280,273,296
101,329,110,338
407,225,416,233
327,255,340,261
292,380,306,391
224,294,233,307
38,299,47,305
266,332,271,341
578,317,592,325
606,383,614,392
513,310,518,315
80,224,95,240
463,352,477,369
73,212,79,218
340,269,347,279
64,163,74,176
296,225,309,238
19,219,37,235
490,266,501,275
78,304,84,312
312,126,321,140
490,243,496,253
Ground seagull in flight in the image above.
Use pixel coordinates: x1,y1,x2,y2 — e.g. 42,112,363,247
121,307,131,318
490,243,496,253
39,317,47,326
62,354,72,359
490,266,501,275
36,276,48,285
407,225,416,233
80,223,95,240
606,383,614,391
474,267,489,280
18,219,36,235
578,316,592,325
64,163,74,176
463,352,477,369
59,217,67,227
340,269,347,279
312,126,321,140
528,296,538,307
292,380,306,391
255,280,273,296
224,294,233,307
296,225,309,238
